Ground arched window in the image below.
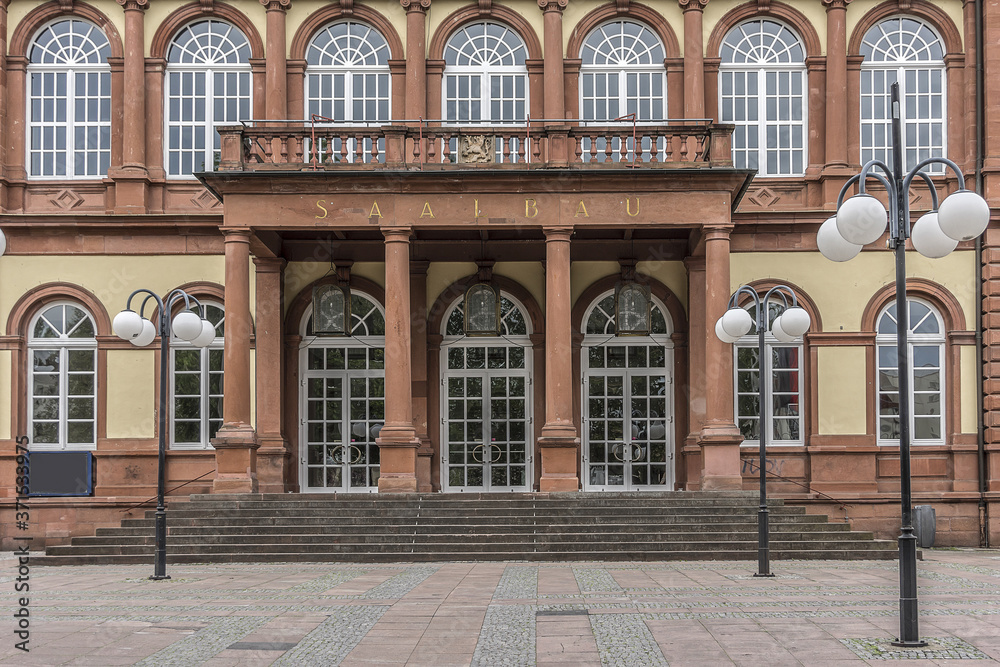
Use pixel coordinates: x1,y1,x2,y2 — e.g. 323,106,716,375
443,22,528,124
301,291,385,493
734,301,803,446
165,19,252,176
876,298,945,444
306,21,390,123
171,302,224,449
860,17,945,173
27,19,111,179
719,19,806,176
28,302,98,450
579,21,666,123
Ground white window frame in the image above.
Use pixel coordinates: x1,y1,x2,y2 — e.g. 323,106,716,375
27,302,98,451
734,335,804,448
164,19,252,178
26,19,112,180
442,21,529,125
719,19,807,177
860,16,946,174
876,298,946,446
169,302,224,450
304,21,391,124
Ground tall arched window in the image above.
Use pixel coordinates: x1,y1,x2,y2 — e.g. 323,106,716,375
860,17,945,173
443,22,528,124
719,19,806,176
28,302,98,450
306,21,390,123
441,294,532,492
171,302,224,450
734,301,803,446
165,19,252,176
300,291,386,493
27,19,111,178
579,21,666,122
877,298,945,445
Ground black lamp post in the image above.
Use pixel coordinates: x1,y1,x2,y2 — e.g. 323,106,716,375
112,289,215,580
817,82,990,646
716,285,811,577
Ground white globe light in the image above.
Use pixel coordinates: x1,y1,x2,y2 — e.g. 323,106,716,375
112,309,144,340
817,215,862,262
715,317,740,344
836,194,888,246
779,307,811,337
172,310,203,341
770,316,799,343
130,319,156,347
721,308,753,338
0,228,6,257
937,190,991,241
190,319,217,348
910,212,958,259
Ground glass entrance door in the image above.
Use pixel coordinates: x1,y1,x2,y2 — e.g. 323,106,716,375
442,345,532,492
583,344,673,490
300,345,384,493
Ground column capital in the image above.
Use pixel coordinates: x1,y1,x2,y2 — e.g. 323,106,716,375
543,226,573,242
821,0,851,10
703,224,733,241
382,227,413,243
0,0,10,11
260,0,291,11
223,228,253,244
537,0,567,12
400,0,431,11
116,0,149,11
678,0,708,12
253,257,287,273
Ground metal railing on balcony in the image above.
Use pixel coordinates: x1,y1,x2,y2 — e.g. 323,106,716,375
216,118,735,172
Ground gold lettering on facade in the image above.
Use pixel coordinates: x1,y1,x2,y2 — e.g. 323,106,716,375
315,200,328,219
420,202,435,218
627,197,640,217
525,199,539,218
369,201,383,218
575,201,589,218
474,199,485,218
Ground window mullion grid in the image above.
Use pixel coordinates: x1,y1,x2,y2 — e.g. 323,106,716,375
59,347,69,450
757,68,767,176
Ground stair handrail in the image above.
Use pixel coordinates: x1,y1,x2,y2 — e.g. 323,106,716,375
742,460,852,522
119,470,215,513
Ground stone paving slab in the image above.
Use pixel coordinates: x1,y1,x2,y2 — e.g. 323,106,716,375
2,550,1000,665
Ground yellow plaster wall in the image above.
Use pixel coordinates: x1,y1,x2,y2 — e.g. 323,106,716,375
0,351,10,441
961,345,977,435
427,263,477,318
0,256,225,334
571,262,618,309
730,251,975,333
282,262,386,320
106,350,155,439
495,262,545,311
637,260,688,310
817,347,867,435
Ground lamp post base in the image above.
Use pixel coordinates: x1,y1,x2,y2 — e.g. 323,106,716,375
890,640,928,648
149,575,172,581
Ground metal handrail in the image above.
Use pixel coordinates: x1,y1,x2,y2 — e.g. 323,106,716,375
741,459,852,521
119,469,214,513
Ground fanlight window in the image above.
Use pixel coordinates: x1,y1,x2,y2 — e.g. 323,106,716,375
306,292,385,337
860,17,945,173
165,20,252,176
876,298,945,443
28,303,98,450
28,19,112,178
446,295,528,337
580,21,666,122
306,22,390,123
585,294,667,336
719,19,806,176
444,22,528,124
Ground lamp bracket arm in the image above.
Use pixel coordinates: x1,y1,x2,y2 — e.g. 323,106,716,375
728,286,760,311
124,288,162,317
908,170,940,211
858,160,894,194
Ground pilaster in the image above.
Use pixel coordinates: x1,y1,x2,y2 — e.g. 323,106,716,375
112,0,150,212
822,0,850,169
254,257,289,493
410,260,433,492
401,0,430,121
679,0,708,120
538,0,567,121
261,0,290,121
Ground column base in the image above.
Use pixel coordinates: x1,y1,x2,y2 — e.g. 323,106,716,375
211,423,259,493
699,422,744,491
682,433,703,491
377,425,420,493
416,439,434,493
256,436,290,494
108,166,150,213
538,422,580,492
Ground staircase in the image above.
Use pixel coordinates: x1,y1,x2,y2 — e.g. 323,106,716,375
36,491,897,565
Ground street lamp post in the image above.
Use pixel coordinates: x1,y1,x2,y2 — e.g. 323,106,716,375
113,289,215,580
716,286,811,577
817,82,990,646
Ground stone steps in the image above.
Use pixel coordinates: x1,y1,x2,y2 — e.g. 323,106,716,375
36,491,897,565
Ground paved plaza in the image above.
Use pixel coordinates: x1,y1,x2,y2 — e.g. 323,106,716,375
2,550,1000,666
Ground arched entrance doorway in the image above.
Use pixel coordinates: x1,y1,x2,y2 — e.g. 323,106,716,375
298,291,386,493
581,291,674,491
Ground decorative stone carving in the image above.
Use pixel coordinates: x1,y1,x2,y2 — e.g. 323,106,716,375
399,0,431,10
821,0,852,9
57,0,74,11
259,0,291,9
51,190,84,210
339,0,353,14
477,0,491,14
677,0,709,10
191,189,222,209
745,186,780,208
756,0,770,11
459,135,495,164
615,0,629,14
537,0,568,11
116,0,149,10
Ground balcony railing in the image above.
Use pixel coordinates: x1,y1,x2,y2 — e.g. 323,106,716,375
217,119,735,172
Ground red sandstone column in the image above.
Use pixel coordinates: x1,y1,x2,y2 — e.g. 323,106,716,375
144,58,165,183
212,230,259,493
410,260,433,492
539,227,580,491
683,256,706,490
113,0,149,212
679,0,708,120
378,228,420,492
4,56,25,209
401,0,430,120
539,0,567,120
0,0,8,185
823,0,850,168
254,257,289,493
699,225,743,490
262,0,289,120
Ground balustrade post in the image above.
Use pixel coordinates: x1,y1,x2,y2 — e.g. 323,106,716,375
709,124,735,165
